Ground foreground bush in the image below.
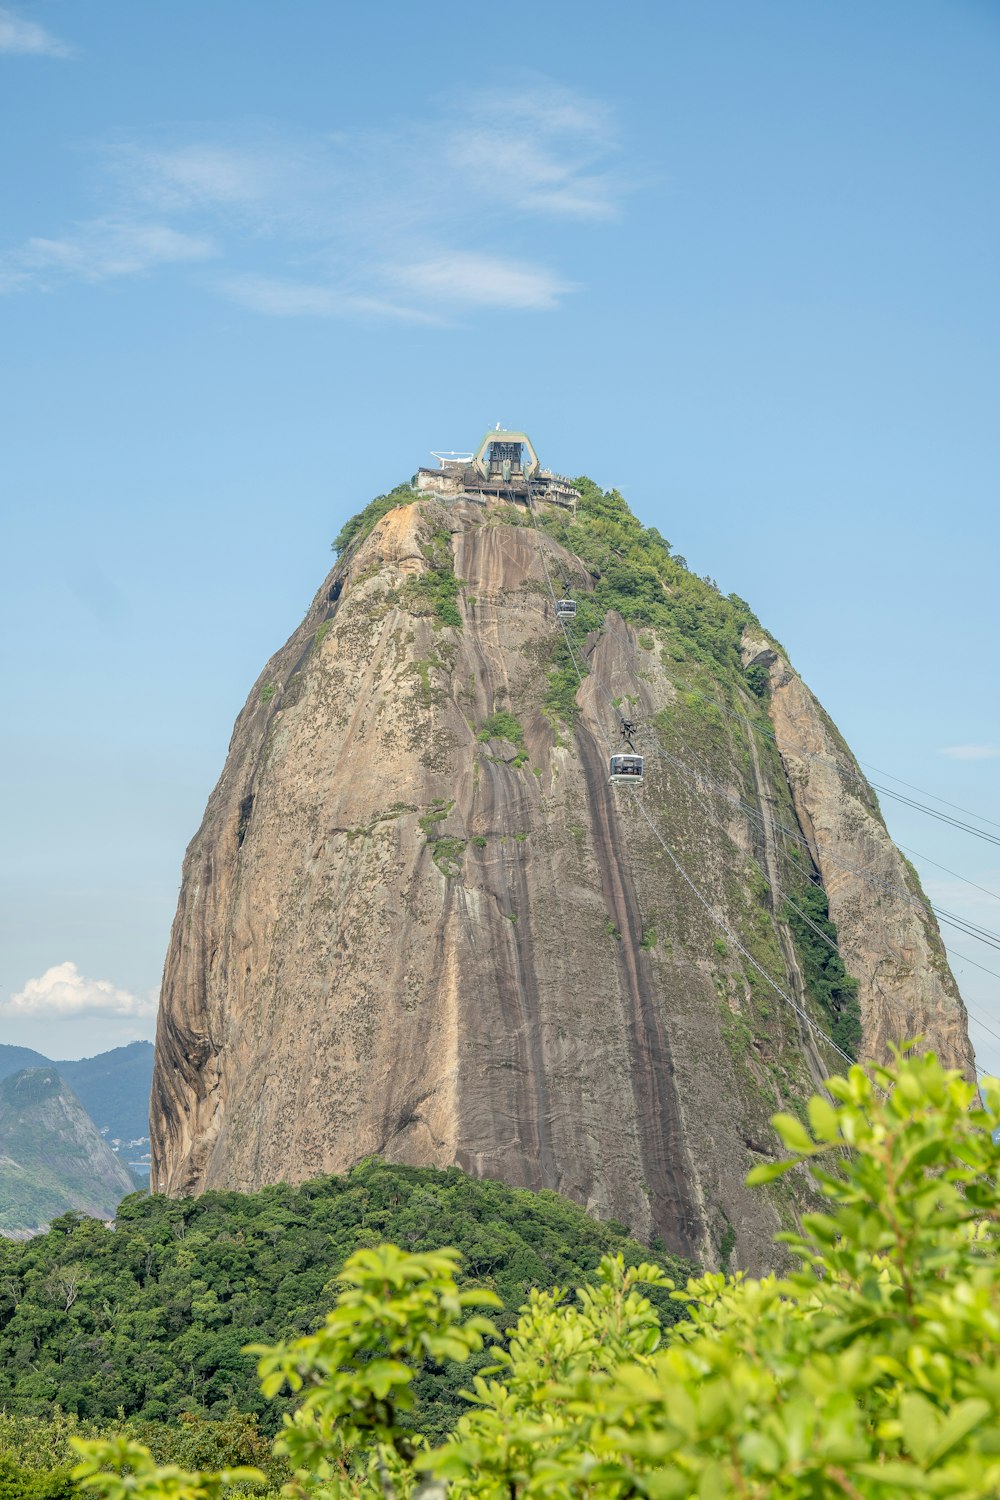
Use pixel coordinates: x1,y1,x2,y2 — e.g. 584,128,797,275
73,1051,1000,1497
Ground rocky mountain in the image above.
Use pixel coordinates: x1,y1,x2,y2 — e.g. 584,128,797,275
150,471,973,1271
0,1068,137,1235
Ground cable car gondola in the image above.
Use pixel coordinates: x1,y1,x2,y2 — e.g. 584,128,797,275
555,597,577,619
610,753,644,782
610,717,643,783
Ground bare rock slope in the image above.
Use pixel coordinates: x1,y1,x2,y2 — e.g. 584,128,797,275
151,486,973,1269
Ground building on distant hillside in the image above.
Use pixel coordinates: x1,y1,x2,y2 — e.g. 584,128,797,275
415,425,578,506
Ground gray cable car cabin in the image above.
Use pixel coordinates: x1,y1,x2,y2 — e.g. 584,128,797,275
555,597,577,619
610,753,644,783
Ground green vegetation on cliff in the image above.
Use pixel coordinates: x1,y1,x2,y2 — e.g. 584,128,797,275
331,484,416,556
399,528,462,628
541,478,767,698
784,884,863,1057
0,1162,692,1438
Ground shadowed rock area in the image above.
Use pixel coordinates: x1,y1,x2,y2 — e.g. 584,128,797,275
151,484,974,1271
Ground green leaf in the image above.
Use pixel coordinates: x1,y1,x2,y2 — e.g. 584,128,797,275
926,1398,991,1466
771,1112,816,1153
362,1358,412,1400
807,1095,840,1142
746,1158,797,1186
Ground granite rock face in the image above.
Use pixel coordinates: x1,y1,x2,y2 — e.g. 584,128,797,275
151,493,974,1269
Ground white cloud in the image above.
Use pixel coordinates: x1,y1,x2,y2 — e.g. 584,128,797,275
0,78,624,317
941,744,1000,761
219,273,440,322
0,5,71,56
444,84,620,221
124,144,281,210
447,131,617,220
390,252,574,311
3,962,157,1019
3,218,217,289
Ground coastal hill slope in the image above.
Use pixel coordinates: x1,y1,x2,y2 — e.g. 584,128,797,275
0,1041,154,1150
0,1068,136,1235
150,475,973,1270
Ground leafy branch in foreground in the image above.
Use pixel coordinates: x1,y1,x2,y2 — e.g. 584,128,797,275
72,1050,1000,1497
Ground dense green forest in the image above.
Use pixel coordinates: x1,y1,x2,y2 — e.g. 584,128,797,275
9,1053,996,1499
0,1160,692,1453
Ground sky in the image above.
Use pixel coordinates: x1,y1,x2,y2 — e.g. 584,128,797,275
1,0,998,1072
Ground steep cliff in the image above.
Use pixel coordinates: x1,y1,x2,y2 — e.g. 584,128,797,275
151,479,974,1269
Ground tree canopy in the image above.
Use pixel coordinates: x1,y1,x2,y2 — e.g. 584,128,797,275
71,1050,1000,1498
0,1160,691,1438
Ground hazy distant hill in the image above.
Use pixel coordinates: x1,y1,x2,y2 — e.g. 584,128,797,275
0,1068,136,1235
0,1041,153,1149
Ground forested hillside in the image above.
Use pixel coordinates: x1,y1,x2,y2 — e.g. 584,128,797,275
0,1071,136,1237
0,1043,153,1152
0,1160,692,1441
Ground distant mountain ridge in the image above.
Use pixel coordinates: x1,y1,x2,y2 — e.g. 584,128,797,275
0,1068,136,1235
0,1041,153,1151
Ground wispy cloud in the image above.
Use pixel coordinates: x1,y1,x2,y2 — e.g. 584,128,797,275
941,744,1000,762
0,5,71,57
3,962,157,1019
219,273,440,323
0,81,625,318
15,219,217,285
445,83,620,221
389,252,574,311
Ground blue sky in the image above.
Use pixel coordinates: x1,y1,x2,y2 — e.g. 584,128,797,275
1,0,998,1070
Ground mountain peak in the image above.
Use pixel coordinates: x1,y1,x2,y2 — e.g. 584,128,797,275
151,468,973,1270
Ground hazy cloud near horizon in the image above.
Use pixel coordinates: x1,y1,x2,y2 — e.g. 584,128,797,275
3,961,158,1020
941,744,1000,762
0,80,624,319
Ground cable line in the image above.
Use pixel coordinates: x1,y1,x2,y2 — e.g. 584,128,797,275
964,1005,1000,1051
579,610,1000,1039
601,610,1000,851
893,844,1000,907
639,723,1000,954
865,783,1000,849
651,724,1000,993
646,722,1000,1078
630,794,856,1069
856,762,1000,834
